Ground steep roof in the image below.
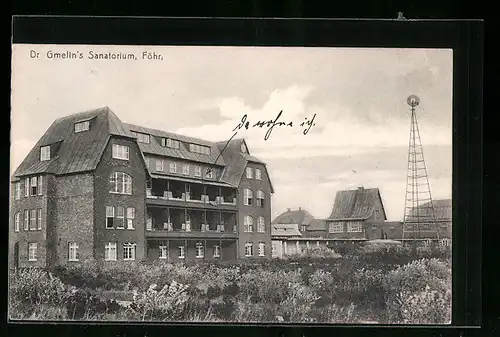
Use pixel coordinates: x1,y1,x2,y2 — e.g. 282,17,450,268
216,138,274,192
308,219,327,231
13,106,135,178
410,199,452,221
123,123,226,167
272,208,315,226
271,223,302,237
327,187,387,221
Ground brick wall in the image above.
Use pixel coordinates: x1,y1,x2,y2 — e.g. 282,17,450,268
94,137,146,262
237,162,272,259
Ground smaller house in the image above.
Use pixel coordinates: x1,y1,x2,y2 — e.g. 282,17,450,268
404,199,452,243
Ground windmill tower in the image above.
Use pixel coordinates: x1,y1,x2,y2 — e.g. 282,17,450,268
402,95,440,241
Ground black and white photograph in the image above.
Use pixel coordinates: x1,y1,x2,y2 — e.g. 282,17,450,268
9,43,453,324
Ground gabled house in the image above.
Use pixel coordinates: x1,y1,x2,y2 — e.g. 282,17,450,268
325,187,387,240
10,107,274,268
404,198,452,242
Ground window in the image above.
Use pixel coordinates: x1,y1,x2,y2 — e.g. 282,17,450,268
40,146,51,161
112,144,130,160
24,178,29,197
68,242,79,261
14,212,20,232
127,207,135,229
205,168,213,179
439,238,451,247
258,242,265,256
213,245,220,258
37,209,42,230
74,121,90,133
109,172,132,195
15,182,21,200
374,209,380,220
183,164,190,175
116,207,125,229
255,169,262,180
30,177,38,196
189,143,211,155
163,138,180,149
256,190,265,207
135,132,150,144
178,245,185,259
196,242,204,258
156,159,164,172
28,243,38,261
30,209,37,230
24,210,29,230
329,222,343,233
159,244,168,259
123,243,136,260
245,242,253,257
301,225,306,232
257,216,265,233
194,166,202,177
244,216,254,232
246,167,253,179
106,206,114,228
105,242,117,261
169,162,177,173
38,176,43,195
347,222,363,233
243,189,253,206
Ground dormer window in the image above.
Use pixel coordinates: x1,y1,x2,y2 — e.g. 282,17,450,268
189,143,211,155
131,131,150,144
162,137,180,149
40,146,51,161
74,120,90,133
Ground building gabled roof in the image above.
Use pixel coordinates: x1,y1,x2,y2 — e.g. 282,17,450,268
308,219,327,231
410,199,452,221
123,123,226,167
327,187,387,221
216,138,274,192
12,106,136,178
271,223,302,237
272,208,315,226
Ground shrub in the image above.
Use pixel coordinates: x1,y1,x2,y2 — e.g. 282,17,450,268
399,285,452,324
65,287,122,320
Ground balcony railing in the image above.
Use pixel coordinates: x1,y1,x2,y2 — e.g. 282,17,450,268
147,188,237,206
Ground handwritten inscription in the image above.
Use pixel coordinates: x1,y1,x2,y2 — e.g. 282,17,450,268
233,110,317,140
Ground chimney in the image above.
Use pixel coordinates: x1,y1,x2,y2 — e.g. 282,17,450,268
287,208,291,212
358,186,364,191
299,207,302,211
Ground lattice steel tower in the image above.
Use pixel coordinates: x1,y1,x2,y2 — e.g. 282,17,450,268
402,95,439,240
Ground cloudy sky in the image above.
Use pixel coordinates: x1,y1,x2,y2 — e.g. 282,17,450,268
11,44,452,221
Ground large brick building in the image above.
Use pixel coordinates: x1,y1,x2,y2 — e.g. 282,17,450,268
9,107,274,268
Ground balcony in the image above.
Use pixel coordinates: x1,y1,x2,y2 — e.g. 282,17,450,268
145,208,238,239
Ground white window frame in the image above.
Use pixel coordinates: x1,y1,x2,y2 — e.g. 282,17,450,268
347,222,363,233
165,138,180,149
257,216,265,233
195,242,204,258
126,207,135,229
301,225,306,232
159,243,168,259
440,238,451,247
74,120,90,133
178,245,185,259
68,242,79,261
155,159,163,172
246,167,253,179
24,210,29,230
106,206,114,228
329,222,344,233
245,242,253,257
30,209,37,230
136,132,150,144
169,162,177,173
182,164,190,175
30,177,38,196
14,212,20,232
257,190,265,207
243,189,253,206
28,242,38,261
213,245,220,258
40,146,51,161
109,172,132,195
194,166,202,177
116,207,125,229
112,144,130,160
255,169,262,180
205,168,213,179
244,215,254,232
37,176,43,195
24,178,29,197
258,242,265,257
123,242,136,261
37,209,42,230
105,242,117,261
15,182,21,200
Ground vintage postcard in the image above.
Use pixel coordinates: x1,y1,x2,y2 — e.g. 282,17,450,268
9,44,452,324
